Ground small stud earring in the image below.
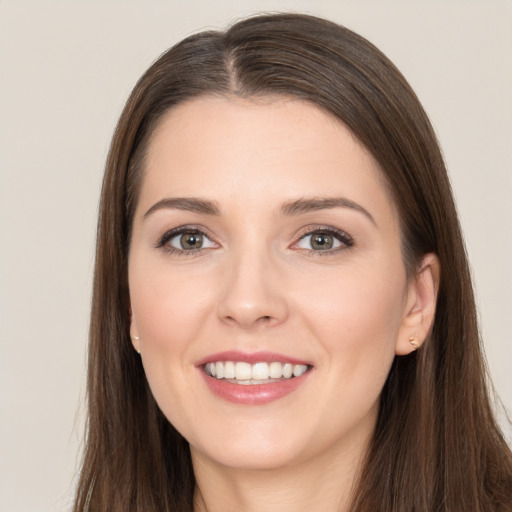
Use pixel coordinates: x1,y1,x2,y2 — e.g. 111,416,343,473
409,336,420,350
132,335,141,354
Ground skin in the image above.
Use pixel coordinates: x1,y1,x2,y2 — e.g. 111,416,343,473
128,95,439,512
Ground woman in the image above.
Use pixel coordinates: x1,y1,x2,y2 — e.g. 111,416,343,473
74,13,512,511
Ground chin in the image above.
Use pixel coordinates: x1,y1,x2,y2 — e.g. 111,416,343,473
192,437,307,471
184,414,305,468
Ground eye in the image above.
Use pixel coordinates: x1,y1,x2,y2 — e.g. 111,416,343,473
158,228,217,253
294,228,353,252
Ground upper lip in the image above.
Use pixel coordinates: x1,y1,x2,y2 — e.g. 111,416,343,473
195,350,312,367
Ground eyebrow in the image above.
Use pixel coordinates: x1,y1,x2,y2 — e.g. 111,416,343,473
281,197,376,225
143,197,221,218
143,195,375,225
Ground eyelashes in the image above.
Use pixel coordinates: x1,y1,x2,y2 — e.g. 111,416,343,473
155,226,218,255
292,226,354,253
155,224,355,256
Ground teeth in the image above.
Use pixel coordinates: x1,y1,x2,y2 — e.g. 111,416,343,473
224,361,235,379
207,362,216,377
283,363,293,378
235,362,252,380
252,362,269,380
269,361,283,378
204,361,309,382
293,364,308,377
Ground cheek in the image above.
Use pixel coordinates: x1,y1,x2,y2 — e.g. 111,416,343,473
295,261,406,376
130,263,212,349
286,262,406,447
128,263,213,426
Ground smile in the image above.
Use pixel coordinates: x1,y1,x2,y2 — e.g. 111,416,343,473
204,361,309,384
198,352,313,405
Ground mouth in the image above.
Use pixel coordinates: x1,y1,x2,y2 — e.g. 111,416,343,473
197,351,313,405
203,361,310,384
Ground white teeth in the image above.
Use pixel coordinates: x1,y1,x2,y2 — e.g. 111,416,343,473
269,361,283,379
224,361,235,379
235,362,252,380
252,362,269,380
204,361,310,382
293,364,308,377
282,363,293,378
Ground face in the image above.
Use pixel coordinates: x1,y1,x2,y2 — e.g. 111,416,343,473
128,95,422,472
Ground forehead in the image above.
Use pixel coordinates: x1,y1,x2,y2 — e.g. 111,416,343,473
140,95,395,219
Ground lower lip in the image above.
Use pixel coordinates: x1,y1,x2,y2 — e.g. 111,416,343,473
199,370,311,405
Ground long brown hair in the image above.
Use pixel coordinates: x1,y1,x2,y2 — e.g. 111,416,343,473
74,13,512,511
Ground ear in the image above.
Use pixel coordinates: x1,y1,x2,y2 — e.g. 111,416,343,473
395,253,441,355
129,304,141,354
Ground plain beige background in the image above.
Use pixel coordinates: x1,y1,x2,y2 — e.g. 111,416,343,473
1,1,511,510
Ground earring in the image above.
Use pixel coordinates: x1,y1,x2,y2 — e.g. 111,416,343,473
409,336,420,350
132,335,141,354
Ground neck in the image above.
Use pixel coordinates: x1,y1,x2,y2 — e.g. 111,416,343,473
192,436,368,512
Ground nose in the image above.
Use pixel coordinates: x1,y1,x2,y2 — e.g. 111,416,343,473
216,247,289,330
